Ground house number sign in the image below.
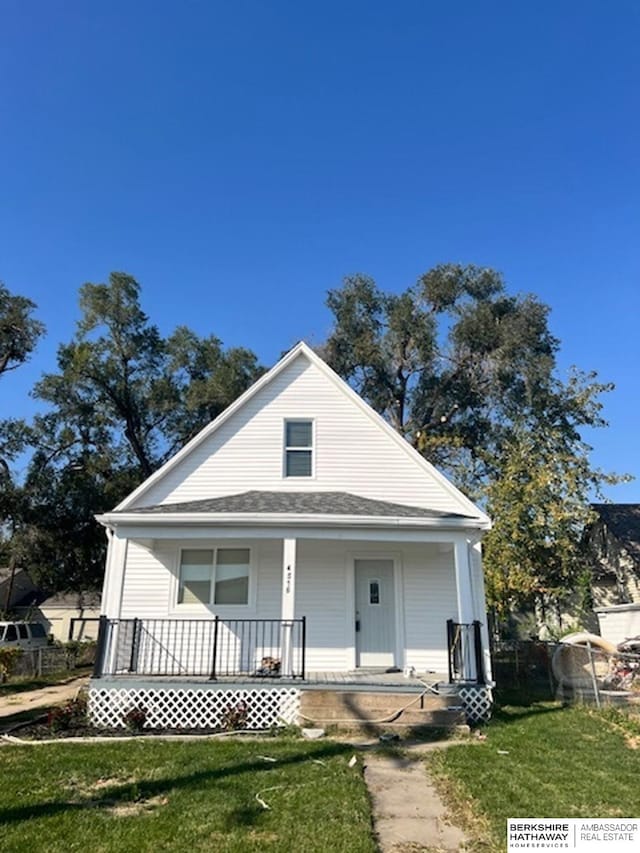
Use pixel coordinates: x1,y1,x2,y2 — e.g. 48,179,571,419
285,565,292,595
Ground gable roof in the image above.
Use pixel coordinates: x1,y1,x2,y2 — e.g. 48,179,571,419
591,504,640,562
113,341,489,525
127,490,472,519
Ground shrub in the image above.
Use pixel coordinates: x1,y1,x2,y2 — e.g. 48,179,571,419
0,647,22,682
48,694,88,732
64,640,97,667
220,700,249,730
123,705,148,732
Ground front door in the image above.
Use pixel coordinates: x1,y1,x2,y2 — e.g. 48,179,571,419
355,558,396,667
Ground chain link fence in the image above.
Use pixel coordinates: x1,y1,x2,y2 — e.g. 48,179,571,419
10,643,96,678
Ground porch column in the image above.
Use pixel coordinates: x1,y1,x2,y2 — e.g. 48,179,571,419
280,538,297,677
102,530,128,619
100,530,128,676
471,538,493,683
453,538,476,680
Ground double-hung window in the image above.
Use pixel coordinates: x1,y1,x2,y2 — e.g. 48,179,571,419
178,547,250,606
284,420,313,477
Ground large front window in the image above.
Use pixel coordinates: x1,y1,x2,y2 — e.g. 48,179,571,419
178,547,250,605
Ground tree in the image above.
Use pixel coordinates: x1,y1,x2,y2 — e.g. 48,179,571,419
34,273,175,479
0,283,45,378
0,283,45,610
322,264,626,615
18,272,263,592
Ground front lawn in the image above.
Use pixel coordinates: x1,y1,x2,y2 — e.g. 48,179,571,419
0,738,375,853
429,702,640,851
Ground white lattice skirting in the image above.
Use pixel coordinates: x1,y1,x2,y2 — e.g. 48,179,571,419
457,685,493,724
88,685,301,730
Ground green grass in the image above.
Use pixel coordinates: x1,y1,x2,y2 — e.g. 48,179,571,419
428,702,640,851
0,737,376,853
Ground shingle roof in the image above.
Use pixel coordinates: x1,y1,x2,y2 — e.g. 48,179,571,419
40,591,102,609
591,504,640,561
131,490,472,519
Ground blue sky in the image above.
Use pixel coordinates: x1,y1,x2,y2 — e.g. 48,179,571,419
1,1,638,498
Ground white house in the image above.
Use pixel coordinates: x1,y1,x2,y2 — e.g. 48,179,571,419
89,342,493,730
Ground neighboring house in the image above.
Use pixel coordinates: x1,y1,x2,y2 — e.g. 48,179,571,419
22,591,101,642
11,587,101,642
90,342,493,729
587,503,640,644
0,566,39,612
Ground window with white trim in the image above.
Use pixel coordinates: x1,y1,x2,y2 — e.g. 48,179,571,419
284,420,313,477
178,547,250,605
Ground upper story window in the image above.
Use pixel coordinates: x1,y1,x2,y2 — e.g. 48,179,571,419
284,420,313,477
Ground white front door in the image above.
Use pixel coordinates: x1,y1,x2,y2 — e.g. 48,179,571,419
355,558,396,667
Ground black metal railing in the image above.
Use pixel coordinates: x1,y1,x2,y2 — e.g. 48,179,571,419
93,616,306,680
446,619,486,684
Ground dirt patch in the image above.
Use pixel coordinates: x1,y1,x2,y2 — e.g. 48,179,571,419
65,775,139,797
246,831,280,843
625,734,640,749
105,794,169,817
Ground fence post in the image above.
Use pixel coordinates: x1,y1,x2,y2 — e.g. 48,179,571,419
300,616,306,680
586,641,601,709
129,618,141,673
446,619,455,683
92,615,109,678
473,620,485,685
210,616,220,680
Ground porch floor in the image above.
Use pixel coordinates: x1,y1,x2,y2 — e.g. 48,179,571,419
92,668,451,693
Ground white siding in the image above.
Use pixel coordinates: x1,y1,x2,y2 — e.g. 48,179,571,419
135,356,469,514
121,541,173,618
118,537,458,674
403,543,458,673
296,540,351,671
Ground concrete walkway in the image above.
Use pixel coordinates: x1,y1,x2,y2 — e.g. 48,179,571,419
0,675,89,723
364,746,467,852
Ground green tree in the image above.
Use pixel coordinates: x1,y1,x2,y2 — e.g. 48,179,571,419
0,283,45,378
18,272,263,591
0,283,45,607
323,264,626,615
482,423,617,619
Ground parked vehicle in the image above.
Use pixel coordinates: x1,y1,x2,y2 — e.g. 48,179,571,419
0,621,48,649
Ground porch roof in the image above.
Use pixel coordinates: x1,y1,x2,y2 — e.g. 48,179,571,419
127,490,472,519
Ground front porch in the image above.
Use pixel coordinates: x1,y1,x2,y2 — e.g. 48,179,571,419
89,615,492,730
92,615,487,685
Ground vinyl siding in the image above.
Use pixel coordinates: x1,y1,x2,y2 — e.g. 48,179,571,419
118,537,459,673
402,543,458,673
135,356,470,515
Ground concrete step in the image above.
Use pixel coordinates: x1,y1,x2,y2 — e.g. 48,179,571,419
300,690,457,715
301,718,470,737
298,705,463,724
299,688,465,731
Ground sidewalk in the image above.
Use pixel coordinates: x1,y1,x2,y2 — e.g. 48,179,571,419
364,745,468,852
0,675,89,723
